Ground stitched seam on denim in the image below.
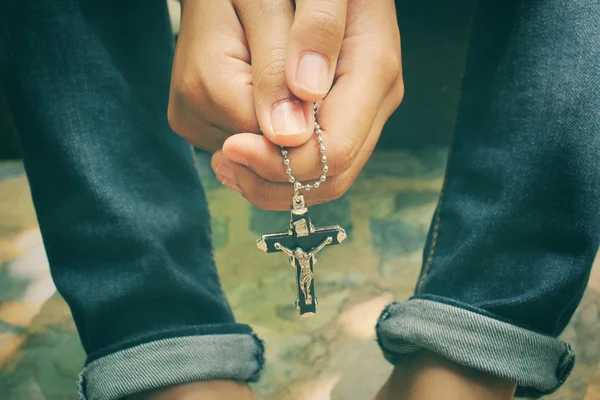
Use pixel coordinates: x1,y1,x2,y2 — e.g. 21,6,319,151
416,5,477,295
416,146,453,293
417,194,443,294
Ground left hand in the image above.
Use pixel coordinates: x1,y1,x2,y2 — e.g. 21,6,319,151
211,0,404,210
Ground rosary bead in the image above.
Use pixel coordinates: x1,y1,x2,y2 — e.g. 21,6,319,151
281,102,329,195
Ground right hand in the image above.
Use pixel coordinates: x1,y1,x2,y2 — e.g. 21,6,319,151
168,0,348,153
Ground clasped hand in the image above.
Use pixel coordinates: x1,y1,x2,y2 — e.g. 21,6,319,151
168,0,404,210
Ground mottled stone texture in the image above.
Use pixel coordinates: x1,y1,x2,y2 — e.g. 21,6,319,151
0,150,599,400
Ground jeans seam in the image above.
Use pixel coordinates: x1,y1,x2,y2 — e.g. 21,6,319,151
417,192,444,294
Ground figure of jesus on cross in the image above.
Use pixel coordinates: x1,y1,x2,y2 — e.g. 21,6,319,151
257,195,347,317
274,237,332,307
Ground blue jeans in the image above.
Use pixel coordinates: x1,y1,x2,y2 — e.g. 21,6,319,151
1,0,598,399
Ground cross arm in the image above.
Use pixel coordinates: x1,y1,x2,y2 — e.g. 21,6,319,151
311,225,347,246
274,242,294,257
308,236,333,257
257,225,347,253
257,230,293,253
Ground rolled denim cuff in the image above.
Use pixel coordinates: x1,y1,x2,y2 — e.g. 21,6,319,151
376,298,574,398
78,333,265,400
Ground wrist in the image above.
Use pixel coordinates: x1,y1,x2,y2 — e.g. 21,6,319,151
379,351,517,400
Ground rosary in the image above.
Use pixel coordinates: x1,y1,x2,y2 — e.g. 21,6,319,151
257,102,347,318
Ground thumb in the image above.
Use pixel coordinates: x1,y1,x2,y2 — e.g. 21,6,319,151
286,0,348,101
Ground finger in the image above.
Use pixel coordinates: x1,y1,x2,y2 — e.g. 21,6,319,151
169,0,258,139
222,133,319,183
222,77,403,183
212,150,335,211
233,0,314,147
222,69,400,182
312,0,402,171
286,0,348,100
214,86,400,210
223,1,402,181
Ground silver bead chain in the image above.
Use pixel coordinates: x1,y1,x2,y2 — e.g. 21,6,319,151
280,102,329,196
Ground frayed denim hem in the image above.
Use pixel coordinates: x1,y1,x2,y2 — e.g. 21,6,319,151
376,299,574,398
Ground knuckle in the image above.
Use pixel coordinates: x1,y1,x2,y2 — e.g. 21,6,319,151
177,72,204,107
251,197,270,211
175,69,217,119
301,7,345,44
393,79,405,105
378,53,402,86
167,102,193,142
387,78,405,112
254,48,287,91
229,116,260,134
259,163,285,183
328,176,352,200
167,103,181,134
250,180,271,204
330,135,360,174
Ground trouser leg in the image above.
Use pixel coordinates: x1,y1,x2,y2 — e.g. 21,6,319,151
377,0,600,397
1,1,264,399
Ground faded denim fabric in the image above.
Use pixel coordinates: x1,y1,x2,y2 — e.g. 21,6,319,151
1,1,265,399
2,0,599,399
377,0,600,397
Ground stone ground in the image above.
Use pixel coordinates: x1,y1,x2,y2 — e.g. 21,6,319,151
0,149,599,400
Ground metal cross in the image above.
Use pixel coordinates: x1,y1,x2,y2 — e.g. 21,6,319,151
257,195,347,317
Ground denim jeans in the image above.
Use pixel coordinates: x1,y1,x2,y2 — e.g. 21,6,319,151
1,0,598,400
377,0,600,397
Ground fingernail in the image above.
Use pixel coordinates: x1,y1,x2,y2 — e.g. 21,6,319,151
225,151,248,167
296,52,329,95
215,163,243,194
271,100,307,135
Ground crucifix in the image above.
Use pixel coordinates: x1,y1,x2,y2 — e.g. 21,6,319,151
257,194,347,317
